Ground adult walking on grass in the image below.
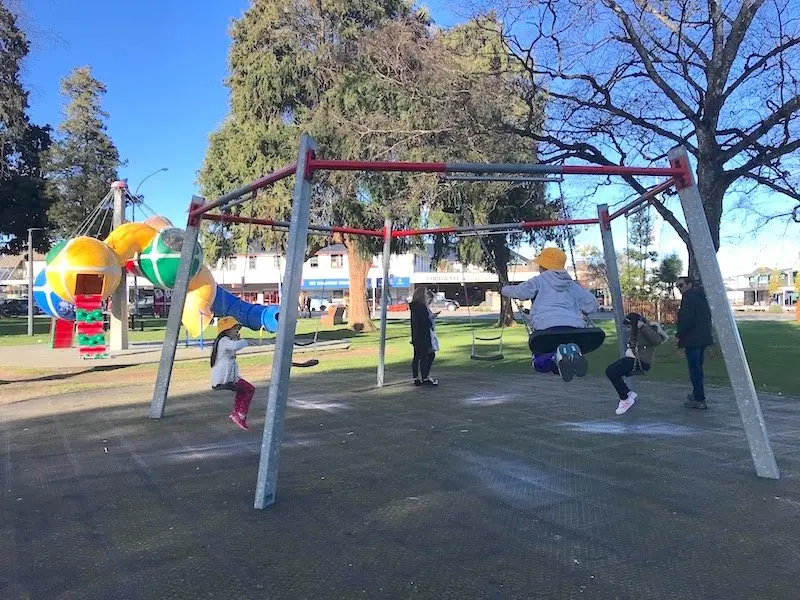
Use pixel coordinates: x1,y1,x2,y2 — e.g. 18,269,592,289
409,287,439,386
676,276,714,410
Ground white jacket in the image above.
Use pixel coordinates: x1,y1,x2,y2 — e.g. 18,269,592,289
501,270,598,331
211,337,249,387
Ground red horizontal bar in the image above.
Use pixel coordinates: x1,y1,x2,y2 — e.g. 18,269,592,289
308,158,447,174
561,165,684,177
202,213,385,238
190,163,298,218
608,179,676,221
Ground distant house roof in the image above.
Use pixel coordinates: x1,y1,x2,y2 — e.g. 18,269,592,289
0,252,47,268
745,266,794,277
315,244,347,255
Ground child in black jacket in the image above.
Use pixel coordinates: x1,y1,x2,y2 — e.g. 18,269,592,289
409,287,438,386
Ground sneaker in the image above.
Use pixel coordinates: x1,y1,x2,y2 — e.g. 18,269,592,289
569,343,588,377
413,379,422,386
556,344,575,382
615,391,638,415
684,398,708,410
229,412,250,431
422,378,438,386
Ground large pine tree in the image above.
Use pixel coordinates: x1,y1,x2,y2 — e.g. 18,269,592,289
47,67,122,239
199,0,411,333
0,1,52,254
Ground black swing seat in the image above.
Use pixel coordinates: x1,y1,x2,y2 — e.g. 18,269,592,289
293,339,317,347
528,327,606,355
212,382,238,392
474,334,502,342
471,353,504,362
292,359,319,368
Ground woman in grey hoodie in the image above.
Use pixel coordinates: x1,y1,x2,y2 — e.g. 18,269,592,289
501,247,598,381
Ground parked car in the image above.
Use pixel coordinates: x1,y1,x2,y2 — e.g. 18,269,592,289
129,297,156,317
308,297,346,312
429,295,460,312
0,298,42,316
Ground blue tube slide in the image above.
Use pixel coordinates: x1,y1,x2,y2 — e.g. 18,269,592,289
211,286,280,333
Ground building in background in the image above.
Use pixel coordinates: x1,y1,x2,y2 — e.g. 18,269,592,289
207,244,539,309
0,253,47,299
725,263,799,309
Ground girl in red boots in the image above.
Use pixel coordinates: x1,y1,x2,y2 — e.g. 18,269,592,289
211,317,255,431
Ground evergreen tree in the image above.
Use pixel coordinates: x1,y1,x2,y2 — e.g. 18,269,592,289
199,0,415,333
652,253,683,298
46,67,122,239
0,1,52,253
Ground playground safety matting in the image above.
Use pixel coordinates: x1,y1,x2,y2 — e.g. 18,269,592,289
2,368,800,599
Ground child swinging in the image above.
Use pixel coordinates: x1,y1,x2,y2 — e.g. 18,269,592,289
501,247,600,382
605,312,669,415
210,316,255,431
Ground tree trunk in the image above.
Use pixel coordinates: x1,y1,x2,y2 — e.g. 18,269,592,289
345,240,376,333
492,238,515,327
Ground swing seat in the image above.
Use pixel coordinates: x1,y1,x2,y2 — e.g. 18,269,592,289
471,353,504,362
212,382,238,392
292,359,319,368
528,327,606,355
293,339,317,347
474,334,502,342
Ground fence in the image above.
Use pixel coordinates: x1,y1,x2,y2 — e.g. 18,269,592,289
622,298,680,325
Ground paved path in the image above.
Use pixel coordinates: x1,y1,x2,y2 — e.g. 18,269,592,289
1,367,798,599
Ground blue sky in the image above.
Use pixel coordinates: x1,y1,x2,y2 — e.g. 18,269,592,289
17,0,798,276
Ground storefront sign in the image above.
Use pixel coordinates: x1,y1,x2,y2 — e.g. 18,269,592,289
302,278,350,289
411,271,535,284
302,277,411,289
373,276,410,288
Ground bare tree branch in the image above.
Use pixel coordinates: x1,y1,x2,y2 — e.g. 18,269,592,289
603,0,699,121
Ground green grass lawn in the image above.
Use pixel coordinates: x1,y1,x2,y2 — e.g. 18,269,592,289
3,316,799,397
247,318,800,398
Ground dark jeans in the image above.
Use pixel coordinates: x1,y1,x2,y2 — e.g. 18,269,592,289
412,348,435,380
685,346,706,400
605,358,651,399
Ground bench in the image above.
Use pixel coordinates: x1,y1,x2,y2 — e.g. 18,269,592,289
321,305,346,327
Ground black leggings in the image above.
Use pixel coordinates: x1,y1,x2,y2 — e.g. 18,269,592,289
412,347,435,380
605,357,650,399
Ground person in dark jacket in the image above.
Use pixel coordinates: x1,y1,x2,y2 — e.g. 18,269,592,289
605,313,668,415
676,276,714,409
409,287,438,386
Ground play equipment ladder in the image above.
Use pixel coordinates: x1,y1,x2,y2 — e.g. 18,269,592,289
74,294,108,359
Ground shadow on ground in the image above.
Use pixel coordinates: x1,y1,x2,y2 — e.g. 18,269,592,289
0,364,133,386
2,365,800,599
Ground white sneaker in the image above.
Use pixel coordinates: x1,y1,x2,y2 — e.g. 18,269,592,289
615,391,638,415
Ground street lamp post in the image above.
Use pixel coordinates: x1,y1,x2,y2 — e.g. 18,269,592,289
130,168,168,316
27,227,44,336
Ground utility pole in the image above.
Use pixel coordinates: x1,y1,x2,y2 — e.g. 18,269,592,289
109,181,129,350
27,227,43,336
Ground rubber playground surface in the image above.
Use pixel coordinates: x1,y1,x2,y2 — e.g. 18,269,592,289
2,359,800,599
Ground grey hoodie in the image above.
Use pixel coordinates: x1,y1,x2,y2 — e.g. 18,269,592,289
501,270,598,331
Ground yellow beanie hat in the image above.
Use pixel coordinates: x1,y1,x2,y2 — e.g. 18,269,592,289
216,316,240,334
533,247,567,271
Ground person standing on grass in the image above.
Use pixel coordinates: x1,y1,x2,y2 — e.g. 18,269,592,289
676,276,714,410
409,287,439,386
211,316,255,430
